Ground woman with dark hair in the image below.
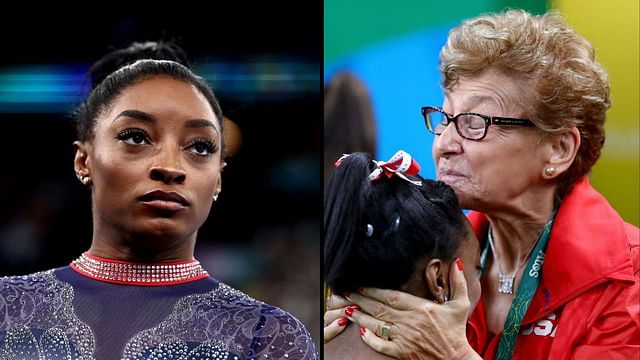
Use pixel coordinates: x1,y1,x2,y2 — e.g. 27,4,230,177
0,41,317,360
324,151,481,359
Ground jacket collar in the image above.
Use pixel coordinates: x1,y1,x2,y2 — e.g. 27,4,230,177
468,177,635,324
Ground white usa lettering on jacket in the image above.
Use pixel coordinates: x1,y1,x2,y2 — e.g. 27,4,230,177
520,312,558,337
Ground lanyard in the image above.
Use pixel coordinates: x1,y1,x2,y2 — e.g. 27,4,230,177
479,210,557,359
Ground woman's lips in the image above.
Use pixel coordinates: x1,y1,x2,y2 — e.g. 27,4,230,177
438,169,465,178
139,190,189,211
140,199,186,211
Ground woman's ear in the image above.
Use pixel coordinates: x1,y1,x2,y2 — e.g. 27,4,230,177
216,161,225,193
212,161,225,201
544,126,580,179
424,259,450,303
73,141,93,186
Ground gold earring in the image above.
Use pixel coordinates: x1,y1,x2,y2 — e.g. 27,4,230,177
544,166,556,177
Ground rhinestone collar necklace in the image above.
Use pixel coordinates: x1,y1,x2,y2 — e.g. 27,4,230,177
70,252,209,286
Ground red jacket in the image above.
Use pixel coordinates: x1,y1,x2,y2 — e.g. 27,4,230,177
466,177,640,359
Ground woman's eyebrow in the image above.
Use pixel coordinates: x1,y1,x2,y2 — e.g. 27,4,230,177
184,119,219,133
444,93,500,113
112,109,155,124
111,111,219,134
459,95,494,109
468,95,493,106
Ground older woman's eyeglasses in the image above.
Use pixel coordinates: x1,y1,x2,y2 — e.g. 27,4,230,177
421,106,534,141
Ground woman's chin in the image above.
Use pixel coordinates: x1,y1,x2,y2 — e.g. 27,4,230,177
134,218,192,241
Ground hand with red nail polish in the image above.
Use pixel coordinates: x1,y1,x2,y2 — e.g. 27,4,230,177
337,317,348,327
342,266,480,360
344,306,354,317
323,293,354,344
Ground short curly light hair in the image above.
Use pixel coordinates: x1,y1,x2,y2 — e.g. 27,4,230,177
440,9,610,199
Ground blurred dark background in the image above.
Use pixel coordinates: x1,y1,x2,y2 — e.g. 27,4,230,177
0,5,321,347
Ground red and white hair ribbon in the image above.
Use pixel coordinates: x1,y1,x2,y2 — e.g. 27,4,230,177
334,154,351,168
334,151,422,185
368,150,422,185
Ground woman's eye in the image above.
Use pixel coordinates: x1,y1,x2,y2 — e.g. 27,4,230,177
187,139,217,156
116,129,149,145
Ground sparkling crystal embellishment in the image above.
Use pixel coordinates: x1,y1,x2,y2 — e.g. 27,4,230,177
498,273,515,294
71,252,208,286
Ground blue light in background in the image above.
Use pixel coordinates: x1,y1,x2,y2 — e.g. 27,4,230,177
0,60,320,113
0,65,88,113
196,61,320,101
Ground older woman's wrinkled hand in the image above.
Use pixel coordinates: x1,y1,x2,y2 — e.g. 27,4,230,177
347,261,481,359
323,294,355,343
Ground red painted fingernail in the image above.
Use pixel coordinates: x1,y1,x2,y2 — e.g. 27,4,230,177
456,258,464,271
343,291,351,298
338,317,348,326
360,327,366,336
345,306,354,317
357,287,364,293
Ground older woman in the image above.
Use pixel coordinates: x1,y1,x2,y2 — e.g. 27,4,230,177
324,9,639,359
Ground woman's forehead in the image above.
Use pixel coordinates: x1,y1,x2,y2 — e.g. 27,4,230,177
444,74,527,114
106,77,219,123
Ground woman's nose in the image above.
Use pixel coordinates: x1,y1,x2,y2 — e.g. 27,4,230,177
434,122,463,155
149,147,186,184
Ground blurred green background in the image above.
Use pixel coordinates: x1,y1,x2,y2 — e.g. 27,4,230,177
325,0,639,226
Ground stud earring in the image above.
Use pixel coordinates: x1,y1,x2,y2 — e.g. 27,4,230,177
77,174,90,185
213,192,220,201
544,166,556,177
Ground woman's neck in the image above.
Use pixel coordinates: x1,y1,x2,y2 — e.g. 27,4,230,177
89,222,197,262
485,187,555,273
324,324,395,360
88,243,195,263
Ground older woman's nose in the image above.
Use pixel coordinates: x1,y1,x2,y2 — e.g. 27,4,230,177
435,122,463,155
149,147,186,184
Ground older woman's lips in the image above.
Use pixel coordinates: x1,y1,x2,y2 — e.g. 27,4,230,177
139,190,190,211
438,169,465,179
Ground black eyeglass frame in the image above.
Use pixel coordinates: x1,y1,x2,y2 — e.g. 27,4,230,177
421,106,535,141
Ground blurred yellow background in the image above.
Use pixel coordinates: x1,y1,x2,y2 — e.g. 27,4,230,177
554,0,639,226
